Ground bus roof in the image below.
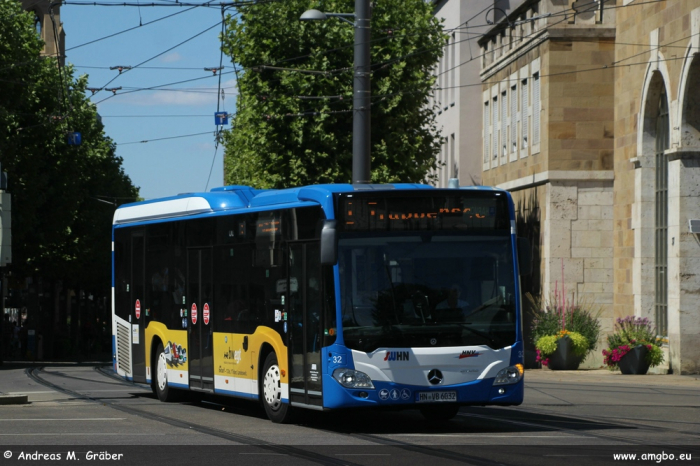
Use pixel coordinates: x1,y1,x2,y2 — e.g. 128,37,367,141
112,183,449,225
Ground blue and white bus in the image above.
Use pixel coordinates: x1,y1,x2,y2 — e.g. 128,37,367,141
112,184,530,422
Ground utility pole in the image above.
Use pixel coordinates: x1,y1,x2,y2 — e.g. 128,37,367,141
301,0,372,184
352,0,371,184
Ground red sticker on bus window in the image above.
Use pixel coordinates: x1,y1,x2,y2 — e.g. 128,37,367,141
135,299,141,319
203,303,210,325
191,303,198,325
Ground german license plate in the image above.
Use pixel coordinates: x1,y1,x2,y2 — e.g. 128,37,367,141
416,391,457,403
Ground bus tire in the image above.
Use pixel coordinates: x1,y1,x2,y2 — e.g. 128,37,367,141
419,404,460,421
154,342,181,402
261,352,294,423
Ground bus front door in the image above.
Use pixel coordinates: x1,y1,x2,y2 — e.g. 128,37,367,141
187,248,214,392
129,231,147,383
288,242,323,408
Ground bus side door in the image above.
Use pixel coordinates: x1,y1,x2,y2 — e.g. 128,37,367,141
187,247,214,392
288,242,323,408
130,230,147,383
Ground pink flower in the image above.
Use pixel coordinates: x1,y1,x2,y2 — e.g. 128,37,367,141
535,349,550,367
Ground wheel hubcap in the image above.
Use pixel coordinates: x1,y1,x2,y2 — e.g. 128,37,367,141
263,364,282,410
157,352,167,392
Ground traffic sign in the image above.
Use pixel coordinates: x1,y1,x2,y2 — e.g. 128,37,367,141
215,112,228,125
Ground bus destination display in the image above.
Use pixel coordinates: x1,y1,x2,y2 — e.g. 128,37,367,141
337,193,509,231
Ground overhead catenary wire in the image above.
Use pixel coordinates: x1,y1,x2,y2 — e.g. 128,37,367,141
44,0,693,154
109,4,694,134
117,130,214,145
93,70,238,104
205,4,228,192
90,18,227,102
66,2,208,51
57,0,280,6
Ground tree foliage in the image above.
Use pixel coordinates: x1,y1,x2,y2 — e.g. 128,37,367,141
0,0,139,291
221,0,445,188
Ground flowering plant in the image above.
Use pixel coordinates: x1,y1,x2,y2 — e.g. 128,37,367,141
602,316,664,370
528,291,601,367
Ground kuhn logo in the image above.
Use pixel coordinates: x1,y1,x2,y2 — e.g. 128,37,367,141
384,351,410,361
458,350,481,359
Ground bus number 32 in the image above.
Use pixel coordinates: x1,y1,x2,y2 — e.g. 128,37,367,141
331,355,343,364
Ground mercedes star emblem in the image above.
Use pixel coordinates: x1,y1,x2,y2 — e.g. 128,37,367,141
427,369,443,385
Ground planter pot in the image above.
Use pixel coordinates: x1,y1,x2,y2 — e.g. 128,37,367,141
547,336,584,370
618,345,650,375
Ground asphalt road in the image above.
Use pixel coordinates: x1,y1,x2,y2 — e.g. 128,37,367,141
0,364,698,465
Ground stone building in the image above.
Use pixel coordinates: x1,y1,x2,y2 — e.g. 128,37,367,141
615,1,700,375
21,0,64,63
432,1,528,188
467,0,699,374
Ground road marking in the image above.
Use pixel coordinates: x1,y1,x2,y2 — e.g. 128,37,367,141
388,434,587,438
0,433,165,436
1,418,126,421
8,390,137,395
239,453,288,456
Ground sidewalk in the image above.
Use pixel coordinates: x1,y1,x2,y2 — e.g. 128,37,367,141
525,367,700,387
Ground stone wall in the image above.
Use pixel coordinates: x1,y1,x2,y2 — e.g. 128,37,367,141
616,2,700,373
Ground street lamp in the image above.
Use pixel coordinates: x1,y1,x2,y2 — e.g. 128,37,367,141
300,0,371,184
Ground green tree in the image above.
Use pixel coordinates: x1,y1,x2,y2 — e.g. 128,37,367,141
222,0,445,188
0,0,138,291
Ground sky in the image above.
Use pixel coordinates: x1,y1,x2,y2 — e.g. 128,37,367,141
61,1,237,201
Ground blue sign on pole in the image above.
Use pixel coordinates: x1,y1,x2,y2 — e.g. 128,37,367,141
215,112,228,125
67,132,82,146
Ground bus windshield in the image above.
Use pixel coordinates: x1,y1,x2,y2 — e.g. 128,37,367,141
338,233,516,352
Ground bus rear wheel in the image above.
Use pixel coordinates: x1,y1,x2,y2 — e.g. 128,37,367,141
419,404,460,421
154,342,181,402
261,352,295,423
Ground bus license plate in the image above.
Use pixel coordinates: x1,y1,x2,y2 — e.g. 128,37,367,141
417,391,457,403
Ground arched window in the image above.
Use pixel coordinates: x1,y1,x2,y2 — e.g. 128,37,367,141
33,12,42,36
681,56,700,148
654,85,669,336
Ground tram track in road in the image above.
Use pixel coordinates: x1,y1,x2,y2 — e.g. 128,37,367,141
23,366,700,464
505,404,700,440
457,406,700,450
22,366,550,465
23,366,367,466
314,401,697,452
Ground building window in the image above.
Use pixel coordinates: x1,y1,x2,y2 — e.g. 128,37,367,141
33,12,42,36
483,101,490,165
450,33,456,105
450,133,456,179
511,84,517,154
655,86,669,336
442,37,448,109
443,136,448,186
521,78,529,149
492,95,498,160
532,72,540,147
501,90,507,157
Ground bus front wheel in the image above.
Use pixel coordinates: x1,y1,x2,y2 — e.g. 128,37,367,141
261,352,295,423
154,342,181,402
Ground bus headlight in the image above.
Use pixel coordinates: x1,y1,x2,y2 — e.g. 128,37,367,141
332,368,375,389
493,364,523,385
